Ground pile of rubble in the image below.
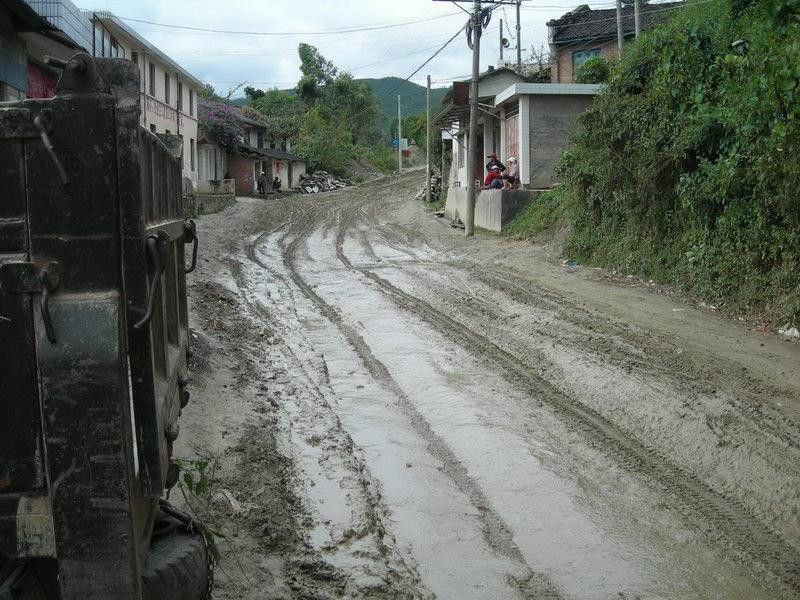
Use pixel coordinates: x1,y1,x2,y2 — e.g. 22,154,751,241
413,171,443,202
298,171,353,194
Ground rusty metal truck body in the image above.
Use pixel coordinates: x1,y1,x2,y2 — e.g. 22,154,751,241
0,54,203,599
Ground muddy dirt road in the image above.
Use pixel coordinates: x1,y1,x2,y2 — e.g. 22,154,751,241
178,172,800,599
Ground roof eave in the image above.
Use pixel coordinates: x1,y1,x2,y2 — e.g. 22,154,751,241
96,14,205,89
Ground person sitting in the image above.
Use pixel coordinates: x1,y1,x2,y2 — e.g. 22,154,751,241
272,176,281,191
483,165,503,189
485,152,506,173
503,156,520,189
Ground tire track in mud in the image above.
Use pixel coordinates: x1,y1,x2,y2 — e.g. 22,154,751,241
220,215,435,599
277,207,564,599
330,199,800,594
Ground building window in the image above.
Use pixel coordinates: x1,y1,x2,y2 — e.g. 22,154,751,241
148,63,155,96
177,81,183,111
572,48,601,72
165,129,171,134
190,139,196,171
256,131,264,148
164,72,170,104
150,123,156,133
0,82,25,102
94,23,102,57
131,51,138,65
189,90,194,116
281,139,286,152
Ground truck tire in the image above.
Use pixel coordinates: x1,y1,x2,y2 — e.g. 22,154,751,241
141,515,209,600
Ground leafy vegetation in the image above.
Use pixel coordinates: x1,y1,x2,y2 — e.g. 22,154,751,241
239,44,392,176
574,56,614,84
530,0,800,321
197,103,246,151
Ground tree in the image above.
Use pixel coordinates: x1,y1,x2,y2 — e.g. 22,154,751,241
198,83,218,99
574,56,613,84
249,88,304,138
244,86,265,100
297,43,337,105
519,45,552,83
323,73,380,145
293,106,351,175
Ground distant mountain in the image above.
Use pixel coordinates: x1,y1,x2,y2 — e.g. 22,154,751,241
362,77,449,129
229,77,450,129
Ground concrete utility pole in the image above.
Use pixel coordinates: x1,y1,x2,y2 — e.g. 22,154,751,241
616,0,624,55
465,0,482,237
397,94,402,173
516,0,522,69
426,75,432,203
634,0,641,36
499,18,504,61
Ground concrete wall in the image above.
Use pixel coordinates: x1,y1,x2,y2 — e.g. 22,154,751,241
197,178,234,194
478,70,527,99
444,187,538,232
528,94,593,188
184,191,235,218
550,39,619,83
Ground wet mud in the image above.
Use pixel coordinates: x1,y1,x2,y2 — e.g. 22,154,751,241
176,172,800,599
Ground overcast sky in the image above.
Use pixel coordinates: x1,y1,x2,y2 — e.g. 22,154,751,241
76,0,613,95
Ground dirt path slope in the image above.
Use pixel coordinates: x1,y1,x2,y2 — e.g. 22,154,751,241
176,173,800,599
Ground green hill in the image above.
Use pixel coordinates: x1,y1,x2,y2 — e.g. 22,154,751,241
362,77,449,127
231,77,449,128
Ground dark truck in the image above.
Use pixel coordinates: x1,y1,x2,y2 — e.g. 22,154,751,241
0,54,208,599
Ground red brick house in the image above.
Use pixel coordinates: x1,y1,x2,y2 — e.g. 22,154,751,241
547,2,683,83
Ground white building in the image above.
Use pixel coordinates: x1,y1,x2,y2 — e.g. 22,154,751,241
90,13,204,189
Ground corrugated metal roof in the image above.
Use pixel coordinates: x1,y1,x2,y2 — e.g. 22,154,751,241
547,2,683,45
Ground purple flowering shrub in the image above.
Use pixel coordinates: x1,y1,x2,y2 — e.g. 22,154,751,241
198,102,246,151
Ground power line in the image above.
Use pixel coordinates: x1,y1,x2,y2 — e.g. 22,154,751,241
114,11,462,36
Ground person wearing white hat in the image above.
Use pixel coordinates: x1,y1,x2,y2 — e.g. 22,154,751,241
503,156,519,189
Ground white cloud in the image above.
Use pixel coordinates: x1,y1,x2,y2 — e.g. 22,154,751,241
77,0,579,93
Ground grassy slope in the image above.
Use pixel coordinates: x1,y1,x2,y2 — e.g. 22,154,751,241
505,0,800,323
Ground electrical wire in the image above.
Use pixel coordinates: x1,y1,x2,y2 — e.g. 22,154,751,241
114,11,462,36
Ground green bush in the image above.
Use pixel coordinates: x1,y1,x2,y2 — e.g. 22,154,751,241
556,0,800,321
574,56,614,84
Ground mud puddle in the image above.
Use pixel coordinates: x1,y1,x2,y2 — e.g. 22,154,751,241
247,227,780,599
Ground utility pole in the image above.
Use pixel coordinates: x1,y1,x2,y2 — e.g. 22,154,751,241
465,0,481,237
426,75,432,203
397,94,402,173
499,18,503,61
616,0,624,55
634,0,641,36
516,0,522,69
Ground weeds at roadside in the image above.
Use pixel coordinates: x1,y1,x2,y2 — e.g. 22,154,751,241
171,453,253,587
